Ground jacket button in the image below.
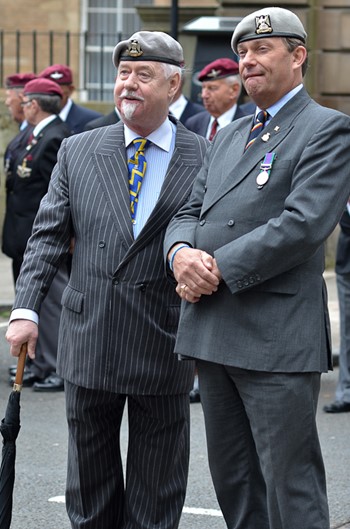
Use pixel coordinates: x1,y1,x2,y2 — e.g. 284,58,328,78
227,219,235,227
199,219,206,226
237,280,243,289
139,283,146,292
112,278,119,285
98,241,106,248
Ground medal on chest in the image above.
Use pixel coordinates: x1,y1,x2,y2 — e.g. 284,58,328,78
256,152,276,189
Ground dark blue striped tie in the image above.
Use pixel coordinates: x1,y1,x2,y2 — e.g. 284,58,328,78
245,110,268,150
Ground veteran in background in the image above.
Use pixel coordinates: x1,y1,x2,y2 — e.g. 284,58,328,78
39,63,102,134
185,57,254,140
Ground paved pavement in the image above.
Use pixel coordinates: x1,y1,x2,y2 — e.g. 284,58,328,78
0,252,349,528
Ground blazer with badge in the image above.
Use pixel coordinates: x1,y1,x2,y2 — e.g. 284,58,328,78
3,125,33,181
165,87,350,373
12,119,209,395
2,116,71,262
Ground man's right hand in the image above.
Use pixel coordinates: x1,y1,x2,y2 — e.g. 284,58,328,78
169,246,221,303
6,319,38,360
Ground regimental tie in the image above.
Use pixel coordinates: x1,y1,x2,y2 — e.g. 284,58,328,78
245,110,268,150
209,119,219,141
128,137,150,223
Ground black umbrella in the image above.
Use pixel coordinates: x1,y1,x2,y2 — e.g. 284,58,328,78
0,344,27,529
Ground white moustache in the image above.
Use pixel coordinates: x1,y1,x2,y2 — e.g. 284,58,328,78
120,91,144,102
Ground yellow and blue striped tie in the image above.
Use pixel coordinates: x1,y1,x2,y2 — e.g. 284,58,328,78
128,137,150,223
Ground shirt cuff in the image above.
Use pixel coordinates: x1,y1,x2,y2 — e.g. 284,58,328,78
9,308,39,325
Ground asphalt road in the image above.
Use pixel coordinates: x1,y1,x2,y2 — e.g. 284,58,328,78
0,320,350,529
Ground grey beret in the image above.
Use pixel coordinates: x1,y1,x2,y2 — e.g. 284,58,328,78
113,31,184,68
231,7,307,53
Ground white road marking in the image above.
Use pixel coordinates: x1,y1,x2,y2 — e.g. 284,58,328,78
48,496,223,517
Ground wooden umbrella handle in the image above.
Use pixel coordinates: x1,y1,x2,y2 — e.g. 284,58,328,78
14,343,28,389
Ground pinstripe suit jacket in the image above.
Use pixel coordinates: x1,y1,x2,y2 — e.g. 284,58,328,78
13,120,209,395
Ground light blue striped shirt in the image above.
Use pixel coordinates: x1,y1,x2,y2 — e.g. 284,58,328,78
125,118,176,238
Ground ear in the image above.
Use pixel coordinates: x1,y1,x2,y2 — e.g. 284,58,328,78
292,45,307,70
230,82,241,100
169,72,181,100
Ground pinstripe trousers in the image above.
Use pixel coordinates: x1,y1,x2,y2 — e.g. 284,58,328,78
65,381,190,529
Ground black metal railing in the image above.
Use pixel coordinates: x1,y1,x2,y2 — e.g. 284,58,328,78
0,30,127,101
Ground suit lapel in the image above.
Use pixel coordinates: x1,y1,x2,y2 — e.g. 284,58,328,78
202,88,312,214
92,123,135,249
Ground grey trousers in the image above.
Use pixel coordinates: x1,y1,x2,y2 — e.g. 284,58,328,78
197,360,330,529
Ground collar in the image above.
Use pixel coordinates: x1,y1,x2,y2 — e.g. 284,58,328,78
59,98,73,122
124,117,175,152
169,94,187,120
33,114,58,137
262,84,303,119
209,104,238,130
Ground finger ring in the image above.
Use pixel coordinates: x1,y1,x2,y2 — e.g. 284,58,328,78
180,284,187,292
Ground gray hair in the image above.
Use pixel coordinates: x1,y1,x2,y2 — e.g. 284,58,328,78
32,94,62,114
161,62,182,80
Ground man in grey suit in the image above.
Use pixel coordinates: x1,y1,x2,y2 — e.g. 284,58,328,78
164,7,350,529
6,32,208,528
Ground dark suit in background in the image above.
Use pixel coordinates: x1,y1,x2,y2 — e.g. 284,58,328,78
6,32,209,528
2,116,70,278
64,100,102,134
185,104,250,137
3,79,71,390
84,107,120,130
324,209,350,412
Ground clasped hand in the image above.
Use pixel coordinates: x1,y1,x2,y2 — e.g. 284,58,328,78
171,246,221,303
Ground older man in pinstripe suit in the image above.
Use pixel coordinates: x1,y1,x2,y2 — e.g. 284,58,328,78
6,32,209,529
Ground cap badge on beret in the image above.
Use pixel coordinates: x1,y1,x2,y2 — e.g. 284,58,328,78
255,14,273,35
207,68,221,79
127,39,143,58
49,71,64,80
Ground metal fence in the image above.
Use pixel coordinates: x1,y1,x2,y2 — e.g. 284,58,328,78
0,30,128,102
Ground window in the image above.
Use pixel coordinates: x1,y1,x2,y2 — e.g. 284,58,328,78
83,0,153,101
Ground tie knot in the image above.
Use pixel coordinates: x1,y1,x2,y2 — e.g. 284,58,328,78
256,110,268,125
133,137,150,153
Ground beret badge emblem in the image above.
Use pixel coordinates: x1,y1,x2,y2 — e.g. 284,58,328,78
255,15,273,35
127,39,143,58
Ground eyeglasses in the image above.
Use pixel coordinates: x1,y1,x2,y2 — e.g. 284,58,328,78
20,99,33,107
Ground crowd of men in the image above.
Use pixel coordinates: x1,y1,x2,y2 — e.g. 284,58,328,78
2,7,350,529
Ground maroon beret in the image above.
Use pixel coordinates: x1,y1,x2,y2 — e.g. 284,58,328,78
198,58,239,82
5,73,37,89
39,64,73,85
23,78,63,97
